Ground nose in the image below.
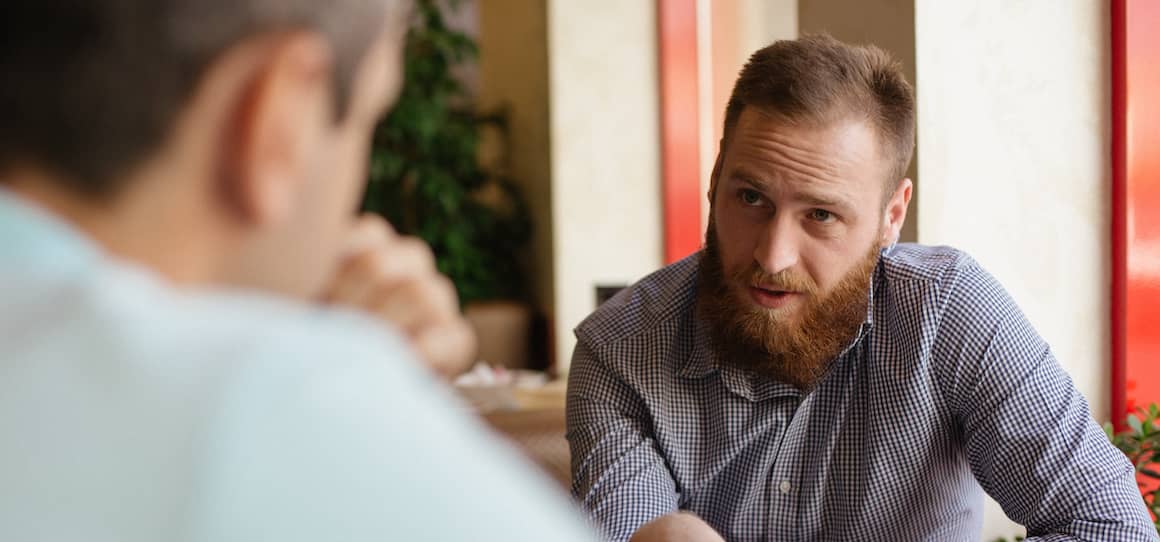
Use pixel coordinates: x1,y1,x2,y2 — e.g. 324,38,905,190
753,215,800,275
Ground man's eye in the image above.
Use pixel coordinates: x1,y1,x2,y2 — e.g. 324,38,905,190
739,189,763,206
809,209,835,222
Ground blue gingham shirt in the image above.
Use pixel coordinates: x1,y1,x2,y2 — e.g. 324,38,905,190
566,245,1157,541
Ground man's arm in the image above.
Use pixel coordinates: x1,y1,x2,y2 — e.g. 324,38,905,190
932,261,1157,541
566,339,683,541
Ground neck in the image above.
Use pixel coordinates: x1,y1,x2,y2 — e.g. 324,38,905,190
3,167,230,286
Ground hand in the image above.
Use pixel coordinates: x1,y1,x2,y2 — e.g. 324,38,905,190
321,215,477,378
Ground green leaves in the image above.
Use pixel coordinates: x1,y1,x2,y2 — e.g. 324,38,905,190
1129,414,1145,435
1106,403,1160,534
361,0,532,305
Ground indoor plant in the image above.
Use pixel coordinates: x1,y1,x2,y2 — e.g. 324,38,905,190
361,0,535,368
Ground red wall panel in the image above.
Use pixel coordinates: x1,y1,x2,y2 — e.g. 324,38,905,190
1112,0,1160,422
657,0,703,264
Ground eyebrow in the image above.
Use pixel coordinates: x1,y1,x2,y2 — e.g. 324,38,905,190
794,191,850,209
730,171,854,211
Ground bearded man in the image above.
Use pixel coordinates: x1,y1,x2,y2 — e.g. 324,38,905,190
565,35,1157,542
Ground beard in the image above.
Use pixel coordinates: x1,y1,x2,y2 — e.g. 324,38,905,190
695,217,880,391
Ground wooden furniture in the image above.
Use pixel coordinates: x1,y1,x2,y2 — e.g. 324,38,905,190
479,381,571,489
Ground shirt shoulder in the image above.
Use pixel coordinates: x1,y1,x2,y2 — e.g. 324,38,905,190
0,248,595,542
879,243,980,284
881,243,1016,318
100,260,418,378
574,253,700,350
168,291,598,542
186,296,598,542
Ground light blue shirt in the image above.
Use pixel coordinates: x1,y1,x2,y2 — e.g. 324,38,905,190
0,189,595,542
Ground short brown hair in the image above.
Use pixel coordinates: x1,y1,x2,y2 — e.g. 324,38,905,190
722,34,915,193
0,0,410,199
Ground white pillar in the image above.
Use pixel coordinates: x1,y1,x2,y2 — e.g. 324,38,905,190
547,0,664,372
915,1,1110,537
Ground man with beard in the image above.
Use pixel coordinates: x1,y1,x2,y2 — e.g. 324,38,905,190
566,35,1157,541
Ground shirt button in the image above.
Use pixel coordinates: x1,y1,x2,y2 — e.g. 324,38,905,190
779,480,792,494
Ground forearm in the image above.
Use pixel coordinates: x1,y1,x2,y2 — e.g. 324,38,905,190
567,340,680,540
960,352,1155,540
1021,461,1157,541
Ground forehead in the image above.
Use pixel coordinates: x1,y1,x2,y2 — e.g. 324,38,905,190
722,108,886,198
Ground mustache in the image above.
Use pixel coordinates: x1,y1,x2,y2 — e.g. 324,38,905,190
733,264,819,296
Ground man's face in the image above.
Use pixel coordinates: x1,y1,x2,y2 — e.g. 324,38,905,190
698,108,895,388
235,28,405,298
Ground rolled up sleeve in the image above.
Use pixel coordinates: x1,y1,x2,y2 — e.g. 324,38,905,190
566,339,679,541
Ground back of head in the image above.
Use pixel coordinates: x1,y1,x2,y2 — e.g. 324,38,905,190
0,0,404,200
723,34,916,190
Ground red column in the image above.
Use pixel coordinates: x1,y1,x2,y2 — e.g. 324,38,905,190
657,0,703,264
1112,0,1160,423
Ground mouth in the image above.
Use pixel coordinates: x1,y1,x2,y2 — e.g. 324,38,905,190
747,285,802,309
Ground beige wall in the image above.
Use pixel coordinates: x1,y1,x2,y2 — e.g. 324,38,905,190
477,0,554,319
738,0,798,59
797,0,919,243
915,1,1110,538
547,0,663,372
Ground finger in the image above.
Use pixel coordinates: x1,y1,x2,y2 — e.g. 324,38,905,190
369,274,459,334
373,236,437,281
413,319,478,378
321,249,383,306
341,214,397,257
323,238,438,306
321,216,396,303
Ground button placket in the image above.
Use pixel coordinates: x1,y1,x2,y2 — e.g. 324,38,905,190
767,394,810,539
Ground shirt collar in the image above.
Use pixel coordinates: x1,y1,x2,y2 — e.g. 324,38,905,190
0,187,102,269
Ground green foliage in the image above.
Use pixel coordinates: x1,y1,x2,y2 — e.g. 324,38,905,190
1104,403,1160,535
362,0,531,304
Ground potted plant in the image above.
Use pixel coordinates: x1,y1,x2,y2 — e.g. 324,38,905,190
361,0,535,369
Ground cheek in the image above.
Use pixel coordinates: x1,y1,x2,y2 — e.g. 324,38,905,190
296,129,369,249
713,209,760,271
802,246,857,294
308,125,373,223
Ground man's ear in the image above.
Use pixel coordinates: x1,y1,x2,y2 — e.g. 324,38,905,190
881,178,912,247
222,32,334,227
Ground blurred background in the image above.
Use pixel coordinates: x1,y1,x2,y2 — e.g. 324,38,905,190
360,2,1159,538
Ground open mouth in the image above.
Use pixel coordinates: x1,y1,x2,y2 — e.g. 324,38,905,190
748,286,800,309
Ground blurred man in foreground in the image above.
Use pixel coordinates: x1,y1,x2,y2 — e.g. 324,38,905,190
0,1,593,540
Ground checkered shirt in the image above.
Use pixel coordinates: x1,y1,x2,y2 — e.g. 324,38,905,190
566,244,1158,541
